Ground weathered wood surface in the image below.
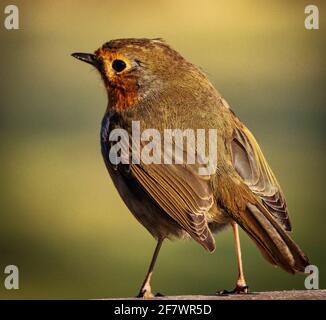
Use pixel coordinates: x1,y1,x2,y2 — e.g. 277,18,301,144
106,290,326,300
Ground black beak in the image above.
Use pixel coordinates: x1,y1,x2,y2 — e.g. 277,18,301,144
71,52,100,69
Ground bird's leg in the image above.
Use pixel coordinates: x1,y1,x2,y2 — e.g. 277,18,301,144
217,223,249,295
137,238,163,298
231,222,248,293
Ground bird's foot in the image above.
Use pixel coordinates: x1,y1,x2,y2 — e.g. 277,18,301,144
137,289,164,298
137,283,164,298
216,284,249,295
137,288,154,299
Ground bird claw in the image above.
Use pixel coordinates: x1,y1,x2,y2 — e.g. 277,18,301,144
216,285,249,295
137,289,164,298
137,288,154,298
155,292,165,297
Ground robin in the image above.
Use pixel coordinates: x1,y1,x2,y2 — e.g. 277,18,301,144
72,38,309,298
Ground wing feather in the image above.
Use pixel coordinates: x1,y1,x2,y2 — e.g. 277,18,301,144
131,163,216,251
231,124,291,230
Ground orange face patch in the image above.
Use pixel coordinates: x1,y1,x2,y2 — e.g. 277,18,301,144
95,48,139,112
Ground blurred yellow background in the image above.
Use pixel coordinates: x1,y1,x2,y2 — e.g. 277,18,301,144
0,0,325,298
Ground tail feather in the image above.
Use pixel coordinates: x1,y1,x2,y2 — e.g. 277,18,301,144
236,203,309,273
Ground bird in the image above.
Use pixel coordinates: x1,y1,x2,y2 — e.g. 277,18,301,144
72,38,309,298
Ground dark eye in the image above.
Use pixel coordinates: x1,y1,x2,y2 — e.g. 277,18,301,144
112,59,127,72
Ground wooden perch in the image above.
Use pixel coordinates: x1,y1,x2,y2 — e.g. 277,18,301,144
106,290,326,300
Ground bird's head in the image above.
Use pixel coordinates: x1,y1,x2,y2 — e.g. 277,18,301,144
72,38,204,111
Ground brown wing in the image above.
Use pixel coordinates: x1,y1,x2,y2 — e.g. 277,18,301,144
217,104,308,273
230,123,291,230
131,163,216,251
107,121,216,252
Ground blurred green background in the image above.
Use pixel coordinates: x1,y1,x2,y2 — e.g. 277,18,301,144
0,0,325,299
